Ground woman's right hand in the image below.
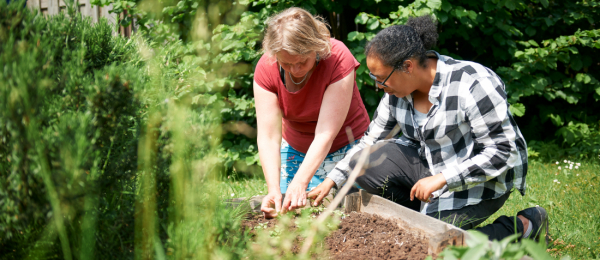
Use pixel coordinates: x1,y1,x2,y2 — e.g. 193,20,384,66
261,192,282,219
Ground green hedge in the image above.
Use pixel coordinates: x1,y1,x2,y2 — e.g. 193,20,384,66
90,0,600,164
1,1,255,258
0,1,143,257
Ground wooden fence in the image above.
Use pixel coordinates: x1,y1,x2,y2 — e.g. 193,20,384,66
26,0,134,37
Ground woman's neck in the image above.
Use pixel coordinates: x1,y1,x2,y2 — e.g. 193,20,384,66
285,61,317,92
412,57,438,113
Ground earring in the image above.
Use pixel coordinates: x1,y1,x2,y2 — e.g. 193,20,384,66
316,53,320,61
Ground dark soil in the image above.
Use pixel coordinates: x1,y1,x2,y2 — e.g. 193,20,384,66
241,213,305,254
326,212,430,260
241,212,431,259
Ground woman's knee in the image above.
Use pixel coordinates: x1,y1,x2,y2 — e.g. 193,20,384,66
348,142,397,169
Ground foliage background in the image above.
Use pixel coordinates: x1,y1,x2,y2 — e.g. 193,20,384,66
1,0,599,259
93,0,600,170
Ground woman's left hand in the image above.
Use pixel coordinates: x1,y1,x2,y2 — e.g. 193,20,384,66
281,180,309,214
410,174,447,203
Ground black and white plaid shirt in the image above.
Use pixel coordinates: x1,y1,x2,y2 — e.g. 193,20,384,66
328,51,528,214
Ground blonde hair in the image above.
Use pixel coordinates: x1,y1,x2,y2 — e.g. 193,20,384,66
262,7,331,60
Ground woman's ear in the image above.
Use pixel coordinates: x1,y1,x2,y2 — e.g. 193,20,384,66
403,59,415,74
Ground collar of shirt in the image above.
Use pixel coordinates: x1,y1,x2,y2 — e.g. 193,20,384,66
401,50,446,108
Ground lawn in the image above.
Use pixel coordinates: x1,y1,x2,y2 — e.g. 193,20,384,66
219,157,600,259
482,159,600,259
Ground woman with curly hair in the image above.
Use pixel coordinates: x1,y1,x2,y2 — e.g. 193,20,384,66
310,15,549,242
253,7,370,218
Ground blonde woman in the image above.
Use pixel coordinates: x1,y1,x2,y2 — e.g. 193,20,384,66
254,7,370,218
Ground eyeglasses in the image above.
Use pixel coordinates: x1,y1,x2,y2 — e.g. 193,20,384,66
369,66,397,89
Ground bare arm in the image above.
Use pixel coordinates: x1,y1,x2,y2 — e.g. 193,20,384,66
282,70,355,212
254,81,283,218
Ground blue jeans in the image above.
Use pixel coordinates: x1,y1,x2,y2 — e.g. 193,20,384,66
280,139,357,194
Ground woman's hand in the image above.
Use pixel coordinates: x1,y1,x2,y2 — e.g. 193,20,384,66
307,178,336,206
410,174,447,203
261,192,282,219
280,181,309,214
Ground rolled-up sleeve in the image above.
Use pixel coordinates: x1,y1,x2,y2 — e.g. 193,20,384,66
327,94,398,188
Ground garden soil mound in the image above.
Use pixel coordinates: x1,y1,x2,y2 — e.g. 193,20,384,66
242,212,430,259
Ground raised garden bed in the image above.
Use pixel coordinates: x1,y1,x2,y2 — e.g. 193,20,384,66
232,190,533,259
231,190,466,257
241,211,431,259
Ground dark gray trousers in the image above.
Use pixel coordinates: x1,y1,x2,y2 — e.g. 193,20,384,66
350,141,524,241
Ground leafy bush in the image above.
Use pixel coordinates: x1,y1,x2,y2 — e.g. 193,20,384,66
345,0,600,158
89,0,600,171
0,1,143,258
1,1,260,259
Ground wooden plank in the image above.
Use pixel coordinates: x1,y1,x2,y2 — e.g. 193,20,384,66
40,0,49,9
48,0,59,15
100,4,117,25
90,5,99,23
342,191,361,213
80,0,89,17
27,0,40,10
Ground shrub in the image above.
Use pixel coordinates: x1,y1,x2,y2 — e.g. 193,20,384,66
0,1,143,257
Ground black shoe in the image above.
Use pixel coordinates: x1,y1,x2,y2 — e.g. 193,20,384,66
517,206,549,244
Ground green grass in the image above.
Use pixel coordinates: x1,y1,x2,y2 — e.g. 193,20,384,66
222,158,600,259
481,159,600,259
217,175,268,199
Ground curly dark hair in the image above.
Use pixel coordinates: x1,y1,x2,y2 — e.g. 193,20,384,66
365,15,438,70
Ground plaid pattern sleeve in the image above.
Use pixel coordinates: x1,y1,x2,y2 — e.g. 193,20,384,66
326,93,399,188
328,51,528,214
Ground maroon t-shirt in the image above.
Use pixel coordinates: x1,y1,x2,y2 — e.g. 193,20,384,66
254,38,370,154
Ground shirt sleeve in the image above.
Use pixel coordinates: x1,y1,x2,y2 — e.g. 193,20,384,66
327,94,399,188
329,41,360,85
254,55,277,93
441,76,521,192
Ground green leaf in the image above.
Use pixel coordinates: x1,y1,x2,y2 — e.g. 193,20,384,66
367,18,380,30
347,31,359,41
462,243,487,259
549,113,563,126
571,57,583,71
438,12,448,23
467,10,477,21
528,40,539,47
567,46,579,54
525,27,536,36
245,155,256,165
505,0,516,10
355,13,369,24
522,240,553,260
539,0,549,8
575,73,592,84
426,0,442,10
441,1,452,12
509,103,526,117
493,33,506,45
483,2,495,11
532,77,549,90
596,87,600,96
